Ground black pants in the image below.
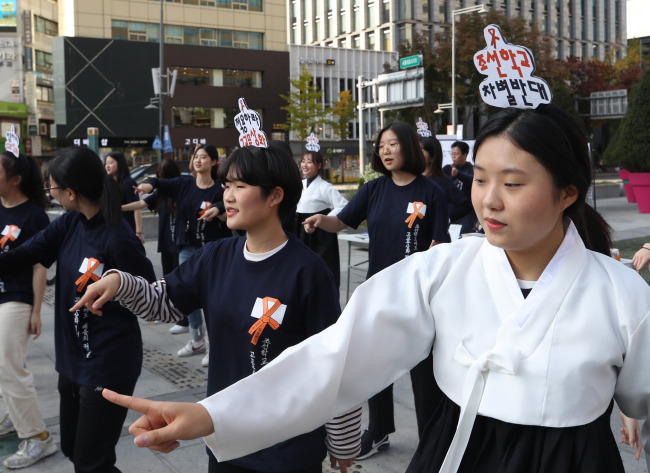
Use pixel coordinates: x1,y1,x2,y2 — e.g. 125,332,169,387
161,251,179,276
367,352,442,439
58,374,137,473
209,456,322,473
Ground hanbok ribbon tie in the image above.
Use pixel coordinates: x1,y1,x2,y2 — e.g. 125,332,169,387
75,258,102,292
0,225,19,249
438,343,521,473
248,297,281,345
405,202,425,229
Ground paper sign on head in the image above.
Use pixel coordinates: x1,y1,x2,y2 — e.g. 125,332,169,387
5,125,19,158
234,98,268,148
416,118,432,137
473,24,552,109
305,133,320,152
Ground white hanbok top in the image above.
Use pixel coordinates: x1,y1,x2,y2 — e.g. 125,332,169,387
199,223,650,471
295,175,348,216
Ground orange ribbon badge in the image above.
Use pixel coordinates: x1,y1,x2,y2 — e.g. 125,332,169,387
0,225,19,249
199,202,213,217
405,202,425,229
75,258,102,292
248,297,281,345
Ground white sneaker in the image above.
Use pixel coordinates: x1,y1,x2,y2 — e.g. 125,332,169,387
169,324,189,334
0,413,15,436
3,435,58,469
201,349,209,367
177,340,206,357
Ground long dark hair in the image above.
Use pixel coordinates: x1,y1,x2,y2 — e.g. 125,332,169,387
473,105,611,255
419,136,444,178
104,151,131,185
0,152,47,209
157,158,180,216
371,121,425,176
195,144,220,180
50,147,123,226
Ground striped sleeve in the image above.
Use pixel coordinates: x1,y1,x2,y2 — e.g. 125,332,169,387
324,406,362,460
105,269,185,323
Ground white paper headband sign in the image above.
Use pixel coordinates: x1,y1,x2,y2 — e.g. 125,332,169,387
5,125,19,158
234,98,268,148
305,133,320,152
473,24,552,109
416,118,432,137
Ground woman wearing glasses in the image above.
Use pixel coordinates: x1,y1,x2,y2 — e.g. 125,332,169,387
303,121,450,459
0,147,155,473
0,151,55,469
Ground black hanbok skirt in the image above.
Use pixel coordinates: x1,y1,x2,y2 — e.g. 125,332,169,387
406,393,624,473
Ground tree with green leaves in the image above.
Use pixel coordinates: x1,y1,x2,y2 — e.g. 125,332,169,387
329,90,357,140
280,68,328,142
603,68,650,172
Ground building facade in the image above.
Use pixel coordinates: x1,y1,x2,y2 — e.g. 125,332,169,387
47,0,289,160
288,44,396,181
290,0,627,61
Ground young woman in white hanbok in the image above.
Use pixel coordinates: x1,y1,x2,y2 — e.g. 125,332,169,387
75,105,650,473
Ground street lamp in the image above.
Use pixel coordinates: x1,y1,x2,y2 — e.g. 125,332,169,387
434,102,453,114
451,4,486,133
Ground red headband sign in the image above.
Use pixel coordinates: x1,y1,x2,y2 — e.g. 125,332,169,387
473,24,551,109
305,133,320,152
235,98,268,148
416,118,432,137
5,125,19,158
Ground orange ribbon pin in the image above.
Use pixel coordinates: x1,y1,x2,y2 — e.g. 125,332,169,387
0,225,19,249
405,202,425,229
199,202,213,217
248,297,281,345
75,258,101,292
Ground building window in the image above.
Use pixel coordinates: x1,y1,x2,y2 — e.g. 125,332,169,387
166,25,183,43
171,66,263,87
184,27,200,45
36,85,53,102
34,16,58,36
353,34,361,49
173,106,263,129
382,0,390,23
381,27,390,50
367,32,375,50
35,50,53,70
111,21,159,42
201,28,217,46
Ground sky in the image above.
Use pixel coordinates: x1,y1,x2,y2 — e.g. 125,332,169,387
627,0,650,39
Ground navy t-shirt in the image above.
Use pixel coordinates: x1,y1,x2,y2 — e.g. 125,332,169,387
144,191,177,254
337,174,450,278
0,200,49,305
121,177,139,232
158,176,229,248
442,161,475,219
21,211,155,386
165,235,340,471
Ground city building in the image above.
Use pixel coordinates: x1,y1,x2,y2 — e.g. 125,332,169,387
46,0,289,160
290,0,627,61
288,44,395,181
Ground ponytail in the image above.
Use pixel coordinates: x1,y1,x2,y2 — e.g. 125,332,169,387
565,201,612,257
101,173,122,226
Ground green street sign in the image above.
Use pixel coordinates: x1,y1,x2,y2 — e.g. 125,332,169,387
400,54,422,69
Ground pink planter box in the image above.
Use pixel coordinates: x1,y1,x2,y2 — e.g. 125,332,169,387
619,169,636,203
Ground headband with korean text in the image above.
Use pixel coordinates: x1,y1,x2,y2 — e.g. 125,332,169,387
5,125,19,158
416,118,432,137
473,24,552,109
305,133,320,152
234,98,268,148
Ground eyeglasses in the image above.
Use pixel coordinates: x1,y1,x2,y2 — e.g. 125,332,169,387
43,184,62,192
375,142,400,156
